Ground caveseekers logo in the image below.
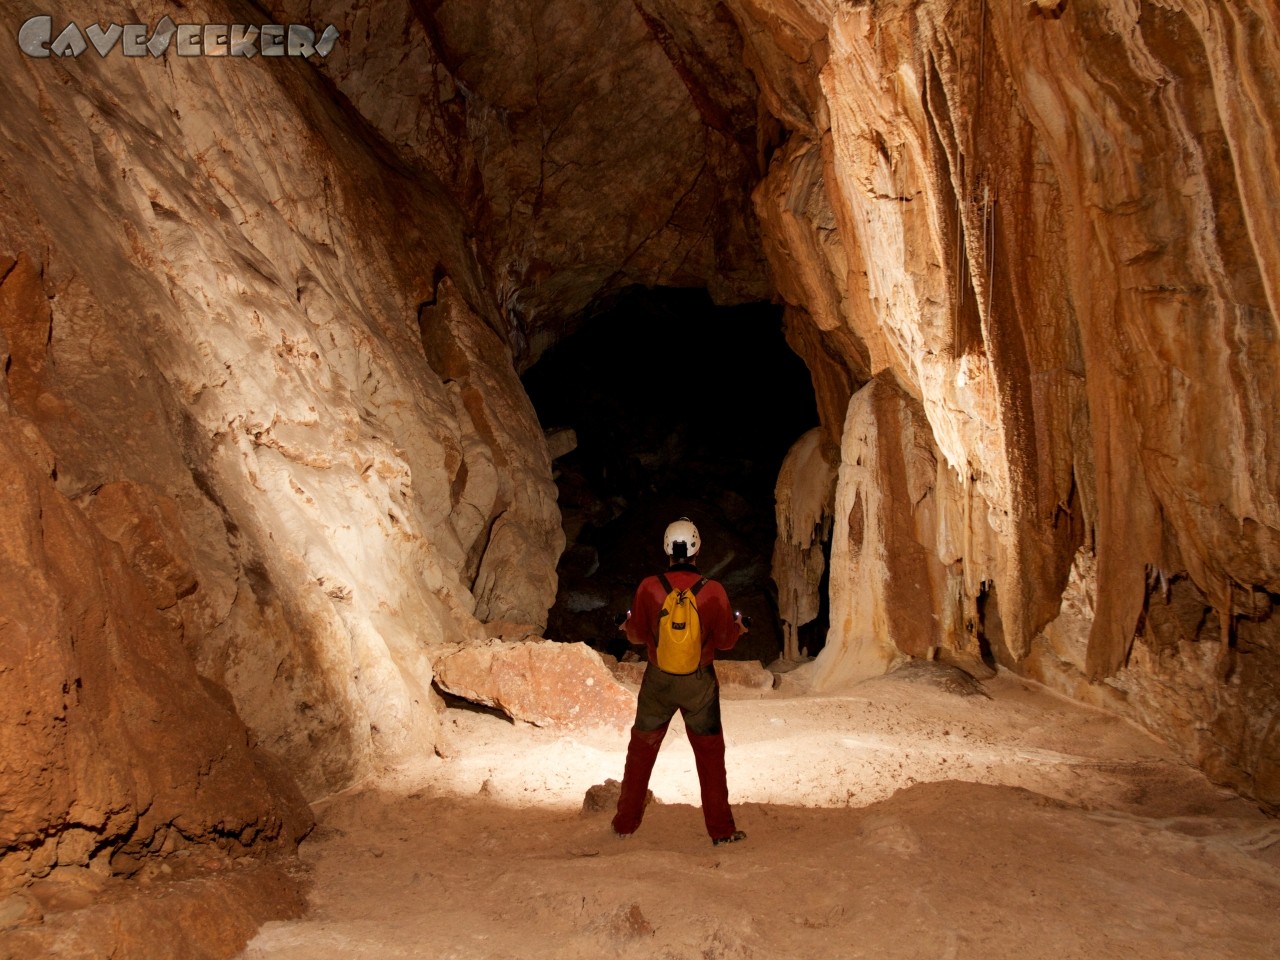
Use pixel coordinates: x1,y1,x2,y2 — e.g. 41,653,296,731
18,15,339,58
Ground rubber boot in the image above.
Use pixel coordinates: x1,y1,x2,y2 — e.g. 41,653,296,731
687,730,737,840
612,724,669,835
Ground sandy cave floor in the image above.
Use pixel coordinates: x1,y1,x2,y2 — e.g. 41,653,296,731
240,670,1280,960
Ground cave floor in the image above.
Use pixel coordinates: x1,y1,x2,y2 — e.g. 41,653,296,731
241,673,1280,960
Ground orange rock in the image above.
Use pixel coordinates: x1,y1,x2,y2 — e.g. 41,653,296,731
433,639,635,729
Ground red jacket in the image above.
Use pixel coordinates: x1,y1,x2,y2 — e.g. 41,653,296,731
624,564,740,669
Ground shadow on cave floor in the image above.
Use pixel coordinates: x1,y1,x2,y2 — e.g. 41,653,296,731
522,287,823,666
241,673,1280,960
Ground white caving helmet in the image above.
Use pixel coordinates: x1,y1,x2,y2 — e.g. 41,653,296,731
663,517,701,559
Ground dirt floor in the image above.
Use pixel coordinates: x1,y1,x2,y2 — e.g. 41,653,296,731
240,666,1280,960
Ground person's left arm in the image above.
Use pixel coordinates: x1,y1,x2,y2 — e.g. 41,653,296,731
701,581,745,652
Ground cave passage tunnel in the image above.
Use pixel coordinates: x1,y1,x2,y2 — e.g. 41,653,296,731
522,287,824,665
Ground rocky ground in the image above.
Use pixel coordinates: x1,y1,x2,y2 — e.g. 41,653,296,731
240,666,1280,960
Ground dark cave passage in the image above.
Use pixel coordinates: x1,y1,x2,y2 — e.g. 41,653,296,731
522,287,822,665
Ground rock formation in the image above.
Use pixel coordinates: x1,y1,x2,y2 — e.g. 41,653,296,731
0,413,312,892
0,0,561,914
772,426,837,659
433,639,634,729
2,0,1279,942
744,0,1279,808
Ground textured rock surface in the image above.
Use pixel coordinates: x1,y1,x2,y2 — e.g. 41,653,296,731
3,2,1280,939
607,657,775,692
814,373,958,690
0,415,312,894
739,0,1280,807
433,639,634,729
0,0,563,805
285,0,771,361
0,863,305,960
772,427,837,658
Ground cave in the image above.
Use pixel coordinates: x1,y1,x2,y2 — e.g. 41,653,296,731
522,286,823,665
2,2,1280,958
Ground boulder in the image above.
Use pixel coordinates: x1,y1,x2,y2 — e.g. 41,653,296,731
713,659,776,692
433,640,634,729
608,660,647,686
605,657,774,691
581,778,655,816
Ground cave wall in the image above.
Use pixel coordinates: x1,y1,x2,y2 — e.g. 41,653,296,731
0,0,570,887
280,0,773,361
742,0,1279,807
0,393,313,891
0,0,772,892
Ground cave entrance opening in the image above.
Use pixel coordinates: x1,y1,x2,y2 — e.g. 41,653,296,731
521,286,823,667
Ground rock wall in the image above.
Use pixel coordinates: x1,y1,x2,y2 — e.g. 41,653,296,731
277,0,772,362
739,0,1280,807
0,0,565,847
0,346,313,893
0,0,777,899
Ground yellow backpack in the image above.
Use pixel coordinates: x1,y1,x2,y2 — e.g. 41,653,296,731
655,574,710,674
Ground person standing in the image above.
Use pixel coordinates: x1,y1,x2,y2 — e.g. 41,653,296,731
612,517,748,845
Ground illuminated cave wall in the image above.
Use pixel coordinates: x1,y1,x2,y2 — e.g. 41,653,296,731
746,0,1280,806
1,0,1277,893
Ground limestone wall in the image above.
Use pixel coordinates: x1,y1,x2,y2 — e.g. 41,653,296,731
0,0,563,842
739,0,1280,807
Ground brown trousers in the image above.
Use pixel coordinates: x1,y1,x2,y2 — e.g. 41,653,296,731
612,662,737,840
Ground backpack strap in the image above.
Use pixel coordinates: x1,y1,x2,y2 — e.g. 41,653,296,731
657,573,708,596
654,573,673,634
691,578,710,651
